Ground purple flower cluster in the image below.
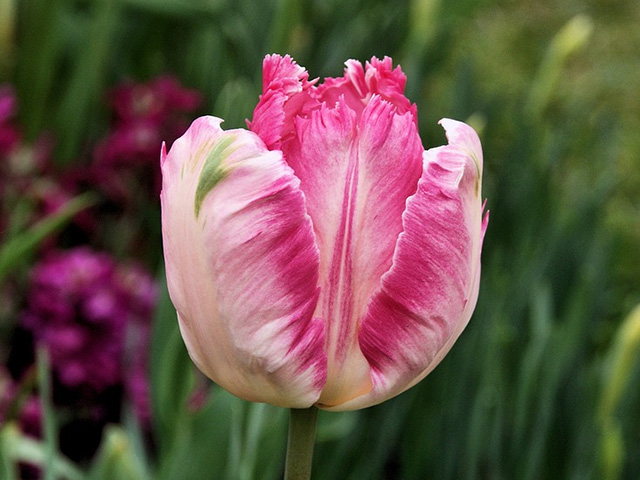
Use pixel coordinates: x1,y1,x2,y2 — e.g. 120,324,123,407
0,84,81,238
92,76,202,202
0,85,21,155
21,248,157,420
1,73,197,456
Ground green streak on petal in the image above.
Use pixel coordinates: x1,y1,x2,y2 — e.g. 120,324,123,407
470,152,481,196
194,135,235,218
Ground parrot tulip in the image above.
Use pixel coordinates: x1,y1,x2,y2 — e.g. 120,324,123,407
160,55,488,411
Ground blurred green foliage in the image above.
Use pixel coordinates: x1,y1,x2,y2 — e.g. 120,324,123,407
1,0,639,478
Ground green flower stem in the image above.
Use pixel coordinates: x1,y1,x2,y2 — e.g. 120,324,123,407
284,407,318,480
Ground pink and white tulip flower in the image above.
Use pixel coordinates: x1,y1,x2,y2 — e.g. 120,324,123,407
161,55,488,411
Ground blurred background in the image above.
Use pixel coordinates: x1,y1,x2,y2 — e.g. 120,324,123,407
0,0,639,478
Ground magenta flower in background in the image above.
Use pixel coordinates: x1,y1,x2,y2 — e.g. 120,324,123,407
21,247,157,419
0,84,51,178
92,75,202,202
0,84,88,239
0,84,21,156
109,75,202,124
0,366,16,426
161,55,488,411
116,263,157,422
17,396,42,438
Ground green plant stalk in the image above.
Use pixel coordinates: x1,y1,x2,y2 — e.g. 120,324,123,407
284,407,318,480
36,347,56,480
597,304,640,480
8,430,83,480
0,192,97,284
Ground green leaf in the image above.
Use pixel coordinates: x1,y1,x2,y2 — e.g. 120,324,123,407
87,426,148,480
212,79,258,130
54,0,121,163
1,425,84,480
0,192,97,283
16,0,65,139
0,424,19,480
36,347,57,480
120,0,224,19
157,388,237,480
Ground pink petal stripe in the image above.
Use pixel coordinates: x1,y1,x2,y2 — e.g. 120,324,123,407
329,119,487,411
161,116,326,407
285,97,423,407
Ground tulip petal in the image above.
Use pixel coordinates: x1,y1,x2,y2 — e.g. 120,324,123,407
248,54,316,150
316,56,417,124
286,96,423,407
161,116,326,408
331,118,487,411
